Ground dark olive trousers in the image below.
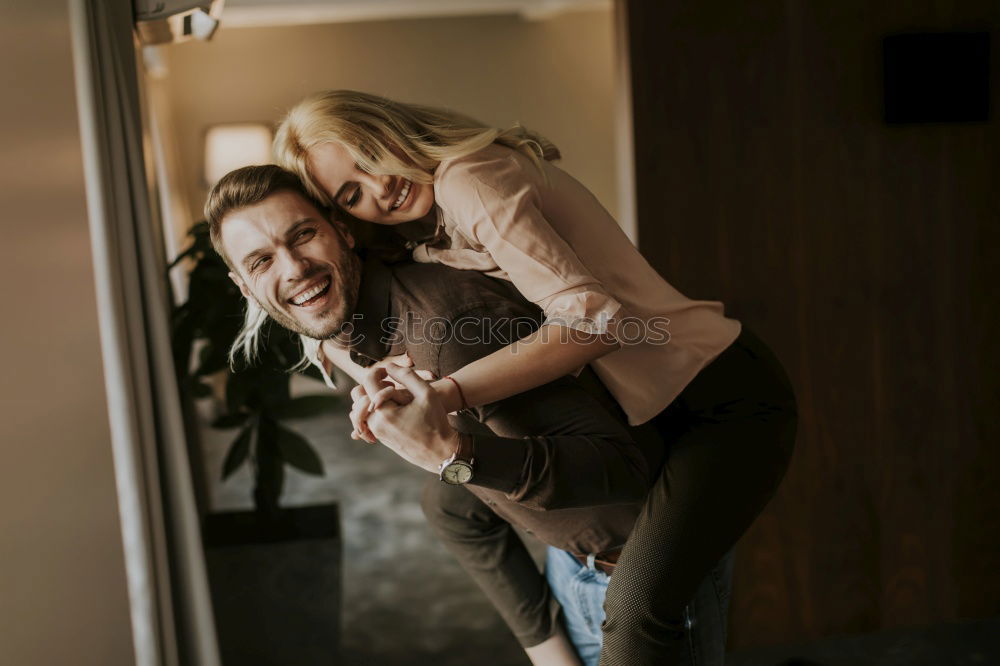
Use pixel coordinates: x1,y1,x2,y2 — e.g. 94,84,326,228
598,327,797,664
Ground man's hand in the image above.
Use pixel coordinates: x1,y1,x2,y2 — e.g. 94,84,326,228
348,353,435,442
365,365,461,474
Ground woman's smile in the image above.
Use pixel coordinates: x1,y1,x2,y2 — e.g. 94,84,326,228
389,178,412,211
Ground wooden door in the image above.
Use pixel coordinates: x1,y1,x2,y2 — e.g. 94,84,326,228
622,0,999,648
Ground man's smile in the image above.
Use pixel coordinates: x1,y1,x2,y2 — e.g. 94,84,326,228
288,275,332,307
220,186,361,340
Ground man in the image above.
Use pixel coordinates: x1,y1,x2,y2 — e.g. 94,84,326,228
205,165,731,665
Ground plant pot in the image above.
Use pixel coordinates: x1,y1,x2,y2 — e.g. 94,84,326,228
203,502,342,665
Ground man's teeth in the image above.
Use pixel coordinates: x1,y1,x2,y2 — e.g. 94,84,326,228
292,278,330,305
392,180,411,210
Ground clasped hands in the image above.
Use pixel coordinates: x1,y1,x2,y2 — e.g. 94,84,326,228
348,354,461,474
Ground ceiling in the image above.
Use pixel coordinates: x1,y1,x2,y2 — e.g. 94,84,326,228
220,0,611,28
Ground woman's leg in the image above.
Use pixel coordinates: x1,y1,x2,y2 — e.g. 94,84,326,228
684,548,735,666
598,328,798,665
549,547,733,666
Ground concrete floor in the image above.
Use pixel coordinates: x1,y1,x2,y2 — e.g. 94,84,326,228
201,376,1000,665
203,376,536,665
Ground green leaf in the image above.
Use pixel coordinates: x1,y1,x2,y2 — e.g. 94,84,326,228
171,309,196,375
226,370,255,414
271,395,342,420
221,425,253,480
167,222,212,269
212,412,249,429
196,343,230,377
166,243,198,270
275,425,325,476
257,368,292,407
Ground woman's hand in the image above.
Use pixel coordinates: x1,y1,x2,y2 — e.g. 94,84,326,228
364,365,460,473
349,353,436,442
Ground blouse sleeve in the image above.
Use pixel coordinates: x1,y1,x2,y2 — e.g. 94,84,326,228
435,153,622,336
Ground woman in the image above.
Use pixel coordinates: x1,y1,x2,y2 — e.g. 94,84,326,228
272,90,797,665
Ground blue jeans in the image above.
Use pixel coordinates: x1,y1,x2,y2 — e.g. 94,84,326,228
545,547,734,666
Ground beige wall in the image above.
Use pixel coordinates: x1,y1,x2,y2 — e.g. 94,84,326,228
0,2,133,664
161,9,618,230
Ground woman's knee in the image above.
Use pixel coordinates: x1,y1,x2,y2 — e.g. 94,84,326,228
601,604,687,647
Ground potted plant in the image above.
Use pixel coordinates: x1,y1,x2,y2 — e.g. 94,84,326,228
170,221,344,665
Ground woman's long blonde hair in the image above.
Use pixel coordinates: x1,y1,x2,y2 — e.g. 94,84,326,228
273,89,561,205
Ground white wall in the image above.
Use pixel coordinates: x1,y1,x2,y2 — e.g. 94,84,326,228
0,2,133,664
161,9,619,229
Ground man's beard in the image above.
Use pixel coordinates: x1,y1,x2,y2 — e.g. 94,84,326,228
257,255,361,341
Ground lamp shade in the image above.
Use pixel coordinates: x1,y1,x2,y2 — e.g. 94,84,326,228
204,123,273,186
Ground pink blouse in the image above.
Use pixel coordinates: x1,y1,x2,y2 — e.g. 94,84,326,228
411,143,742,425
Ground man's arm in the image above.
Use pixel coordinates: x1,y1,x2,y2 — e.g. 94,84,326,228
364,314,655,510
436,305,655,511
457,374,652,510
365,300,657,510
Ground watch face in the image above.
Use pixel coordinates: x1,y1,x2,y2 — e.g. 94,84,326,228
443,461,473,485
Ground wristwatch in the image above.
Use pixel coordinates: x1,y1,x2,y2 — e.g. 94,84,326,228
438,432,475,485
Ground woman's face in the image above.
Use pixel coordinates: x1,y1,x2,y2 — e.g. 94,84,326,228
307,141,436,225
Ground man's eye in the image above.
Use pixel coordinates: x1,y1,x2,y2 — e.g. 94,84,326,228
252,256,271,272
296,228,316,243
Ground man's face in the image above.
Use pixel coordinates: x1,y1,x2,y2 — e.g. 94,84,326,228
220,189,361,340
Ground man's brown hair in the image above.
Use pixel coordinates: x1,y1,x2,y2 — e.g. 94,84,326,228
204,164,328,268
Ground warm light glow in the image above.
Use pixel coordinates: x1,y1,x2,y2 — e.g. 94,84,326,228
204,123,273,186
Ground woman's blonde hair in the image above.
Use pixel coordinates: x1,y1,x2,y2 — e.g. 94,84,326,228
273,89,561,205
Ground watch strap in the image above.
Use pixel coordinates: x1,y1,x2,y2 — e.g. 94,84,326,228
438,432,475,483
454,431,474,463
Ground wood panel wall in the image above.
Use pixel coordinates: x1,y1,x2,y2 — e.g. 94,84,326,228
623,0,999,648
